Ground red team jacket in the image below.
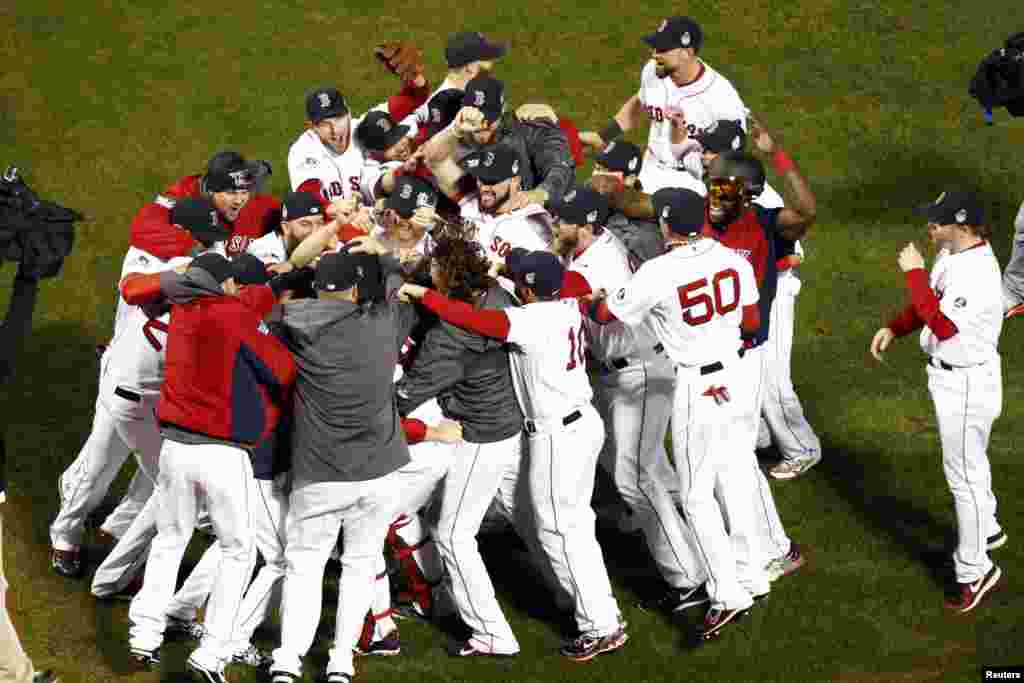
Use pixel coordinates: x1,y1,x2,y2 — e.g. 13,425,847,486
157,285,296,447
129,174,281,259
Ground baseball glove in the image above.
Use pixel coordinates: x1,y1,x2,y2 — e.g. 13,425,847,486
374,41,424,83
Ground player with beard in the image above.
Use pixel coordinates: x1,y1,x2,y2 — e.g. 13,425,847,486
453,144,553,269
416,75,575,213
246,192,334,267
579,16,747,194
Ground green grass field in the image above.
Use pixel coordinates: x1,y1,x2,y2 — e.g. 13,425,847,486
3,1,1024,681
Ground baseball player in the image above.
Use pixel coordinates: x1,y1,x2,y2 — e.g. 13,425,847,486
695,119,821,478
1000,197,1024,317
399,250,628,662
554,186,709,611
246,192,330,266
579,16,747,194
49,199,229,578
589,140,665,266
128,253,297,683
588,187,769,640
871,189,1005,613
455,144,553,267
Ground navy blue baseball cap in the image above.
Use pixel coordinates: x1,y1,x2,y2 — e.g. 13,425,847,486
462,75,505,123
189,252,235,284
644,16,704,52
594,140,643,175
356,110,411,152
695,120,746,154
652,187,706,235
232,253,272,285
916,188,985,226
386,176,438,219
425,88,465,136
281,191,323,222
306,87,349,123
445,31,507,69
550,185,609,227
460,144,520,184
171,197,232,245
507,250,565,297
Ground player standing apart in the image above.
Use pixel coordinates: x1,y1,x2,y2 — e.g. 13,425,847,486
871,189,1005,612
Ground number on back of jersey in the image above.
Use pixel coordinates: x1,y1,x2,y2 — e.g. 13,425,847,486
678,268,740,326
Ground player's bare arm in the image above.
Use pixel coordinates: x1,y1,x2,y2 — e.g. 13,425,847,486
288,219,341,269
750,114,816,241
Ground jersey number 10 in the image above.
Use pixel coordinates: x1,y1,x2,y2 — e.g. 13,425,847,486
566,324,586,371
678,269,740,326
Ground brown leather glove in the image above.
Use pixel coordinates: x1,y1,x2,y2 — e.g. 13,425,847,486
374,41,424,83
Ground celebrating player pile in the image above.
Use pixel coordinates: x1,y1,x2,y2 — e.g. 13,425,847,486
28,13,1015,683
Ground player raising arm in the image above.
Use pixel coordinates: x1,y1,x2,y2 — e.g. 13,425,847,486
870,189,1005,613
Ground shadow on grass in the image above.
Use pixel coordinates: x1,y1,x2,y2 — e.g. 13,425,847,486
813,440,957,592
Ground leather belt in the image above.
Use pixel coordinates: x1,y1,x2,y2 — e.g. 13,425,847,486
114,386,142,403
700,361,724,375
607,343,665,371
524,409,582,435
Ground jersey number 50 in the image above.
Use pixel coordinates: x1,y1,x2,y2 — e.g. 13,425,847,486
678,269,740,326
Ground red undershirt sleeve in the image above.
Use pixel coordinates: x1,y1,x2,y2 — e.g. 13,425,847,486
887,302,924,337
421,290,511,340
741,303,760,335
905,268,958,340
401,417,427,445
387,80,431,122
559,270,592,299
120,273,165,305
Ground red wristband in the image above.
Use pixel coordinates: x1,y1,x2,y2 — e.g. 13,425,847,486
773,150,795,175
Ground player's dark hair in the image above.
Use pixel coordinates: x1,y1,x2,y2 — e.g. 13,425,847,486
427,217,496,304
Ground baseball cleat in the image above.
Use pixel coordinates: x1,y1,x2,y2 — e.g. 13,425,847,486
766,542,806,583
987,530,1008,551
32,671,59,683
353,630,401,657
166,616,206,642
636,583,709,613
128,646,160,670
231,643,271,669
698,605,750,641
768,451,822,480
560,626,629,662
185,655,227,683
50,548,82,578
944,565,1002,613
447,637,520,658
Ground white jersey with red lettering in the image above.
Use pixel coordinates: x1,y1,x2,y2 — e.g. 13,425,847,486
288,130,374,204
607,238,757,367
568,231,661,364
460,198,552,260
920,244,1003,367
638,59,746,171
504,298,592,422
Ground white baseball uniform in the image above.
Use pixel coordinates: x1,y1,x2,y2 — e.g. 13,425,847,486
569,231,705,591
505,298,622,638
1000,198,1024,310
52,255,189,552
460,198,553,259
246,231,288,265
636,60,747,194
608,238,770,608
921,244,1003,583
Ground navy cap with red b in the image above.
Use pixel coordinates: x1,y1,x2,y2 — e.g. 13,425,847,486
643,16,704,53
306,87,348,124
652,187,706,235
507,250,565,298
462,75,505,123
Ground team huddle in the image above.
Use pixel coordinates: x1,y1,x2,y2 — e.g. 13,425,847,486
43,15,1017,683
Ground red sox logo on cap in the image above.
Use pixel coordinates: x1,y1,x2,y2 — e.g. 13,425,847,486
628,156,638,171
484,151,495,166
565,189,577,202
416,191,435,208
319,92,331,108
474,90,486,107
431,108,441,123
732,135,742,150
605,142,616,154
400,183,413,199
955,209,967,223
525,272,536,284
661,206,670,219
586,210,598,223
681,31,691,47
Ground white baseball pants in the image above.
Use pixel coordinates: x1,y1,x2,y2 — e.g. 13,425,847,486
525,404,621,638
927,360,1002,583
50,391,161,550
759,272,821,462
271,460,440,679
129,440,255,666
0,512,36,683
672,361,764,610
734,346,792,563
432,432,523,653
594,357,705,591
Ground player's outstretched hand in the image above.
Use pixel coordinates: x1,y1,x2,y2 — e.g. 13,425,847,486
898,243,924,272
497,188,548,214
398,282,428,303
578,131,606,153
748,113,777,156
870,327,895,362
411,206,437,232
429,420,464,444
456,106,486,139
267,262,294,275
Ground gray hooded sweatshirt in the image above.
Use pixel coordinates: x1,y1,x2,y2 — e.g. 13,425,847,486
274,263,418,486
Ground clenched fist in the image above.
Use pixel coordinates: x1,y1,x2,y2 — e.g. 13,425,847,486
898,243,925,272
870,327,895,362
